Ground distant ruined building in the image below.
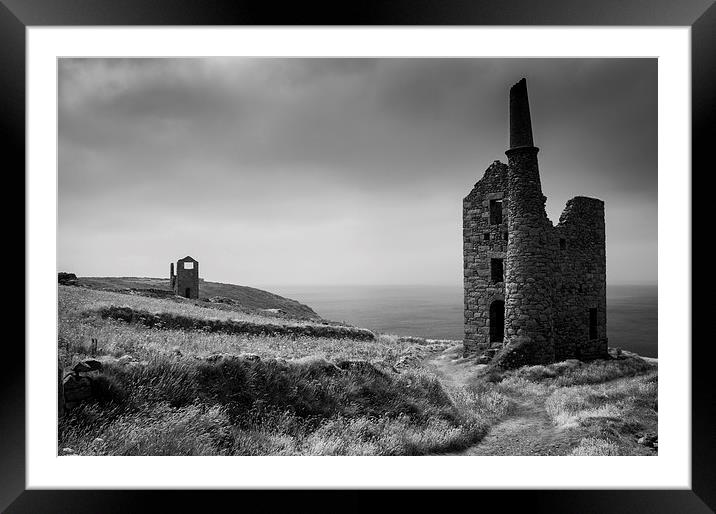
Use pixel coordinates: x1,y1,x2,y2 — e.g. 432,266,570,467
170,256,199,299
463,79,608,367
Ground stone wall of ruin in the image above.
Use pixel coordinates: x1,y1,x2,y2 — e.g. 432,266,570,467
462,167,609,365
462,161,508,355
462,78,608,366
502,147,556,365
553,197,608,360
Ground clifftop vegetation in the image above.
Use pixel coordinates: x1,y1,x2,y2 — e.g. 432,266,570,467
75,276,320,320
58,284,657,456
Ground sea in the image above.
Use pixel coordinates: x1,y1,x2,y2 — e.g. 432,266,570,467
271,284,658,358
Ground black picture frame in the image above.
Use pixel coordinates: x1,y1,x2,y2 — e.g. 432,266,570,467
5,1,711,512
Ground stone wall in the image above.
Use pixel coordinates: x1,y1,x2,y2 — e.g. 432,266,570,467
502,147,556,365
553,196,608,360
174,256,199,299
463,161,508,355
463,181,608,366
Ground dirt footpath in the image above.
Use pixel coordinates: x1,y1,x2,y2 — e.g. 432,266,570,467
424,345,581,456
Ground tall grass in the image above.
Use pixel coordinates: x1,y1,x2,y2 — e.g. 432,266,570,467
544,373,657,444
59,286,656,456
59,316,442,371
480,356,658,456
59,287,502,455
59,354,501,455
570,437,622,456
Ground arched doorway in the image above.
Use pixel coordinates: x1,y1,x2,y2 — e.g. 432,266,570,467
185,287,191,298
489,300,505,343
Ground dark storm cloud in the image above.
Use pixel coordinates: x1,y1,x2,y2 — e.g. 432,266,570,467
58,58,657,286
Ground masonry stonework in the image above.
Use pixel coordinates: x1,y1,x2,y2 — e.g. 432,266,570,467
463,161,508,355
463,78,608,367
170,256,199,299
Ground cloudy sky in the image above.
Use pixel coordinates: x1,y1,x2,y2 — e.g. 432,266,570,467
58,58,657,288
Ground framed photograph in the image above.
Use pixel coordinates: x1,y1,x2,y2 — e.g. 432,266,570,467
7,0,711,511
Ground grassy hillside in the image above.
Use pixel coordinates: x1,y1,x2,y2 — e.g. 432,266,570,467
58,285,657,456
59,285,498,455
476,357,658,455
76,276,320,320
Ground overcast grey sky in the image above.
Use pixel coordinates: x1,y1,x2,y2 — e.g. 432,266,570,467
58,58,657,287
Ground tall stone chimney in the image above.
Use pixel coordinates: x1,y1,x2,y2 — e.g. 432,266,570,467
508,78,535,149
503,78,555,365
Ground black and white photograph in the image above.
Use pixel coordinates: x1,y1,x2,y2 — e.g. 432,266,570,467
2,0,710,507
56,57,660,457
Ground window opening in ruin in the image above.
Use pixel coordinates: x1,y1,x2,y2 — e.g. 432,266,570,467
560,238,567,250
185,288,191,298
483,233,490,241
589,308,598,339
490,300,505,343
503,231,508,241
183,262,194,269
489,199,503,224
491,258,504,283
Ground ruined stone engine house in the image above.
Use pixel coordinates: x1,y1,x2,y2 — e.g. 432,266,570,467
463,78,607,367
170,255,199,299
